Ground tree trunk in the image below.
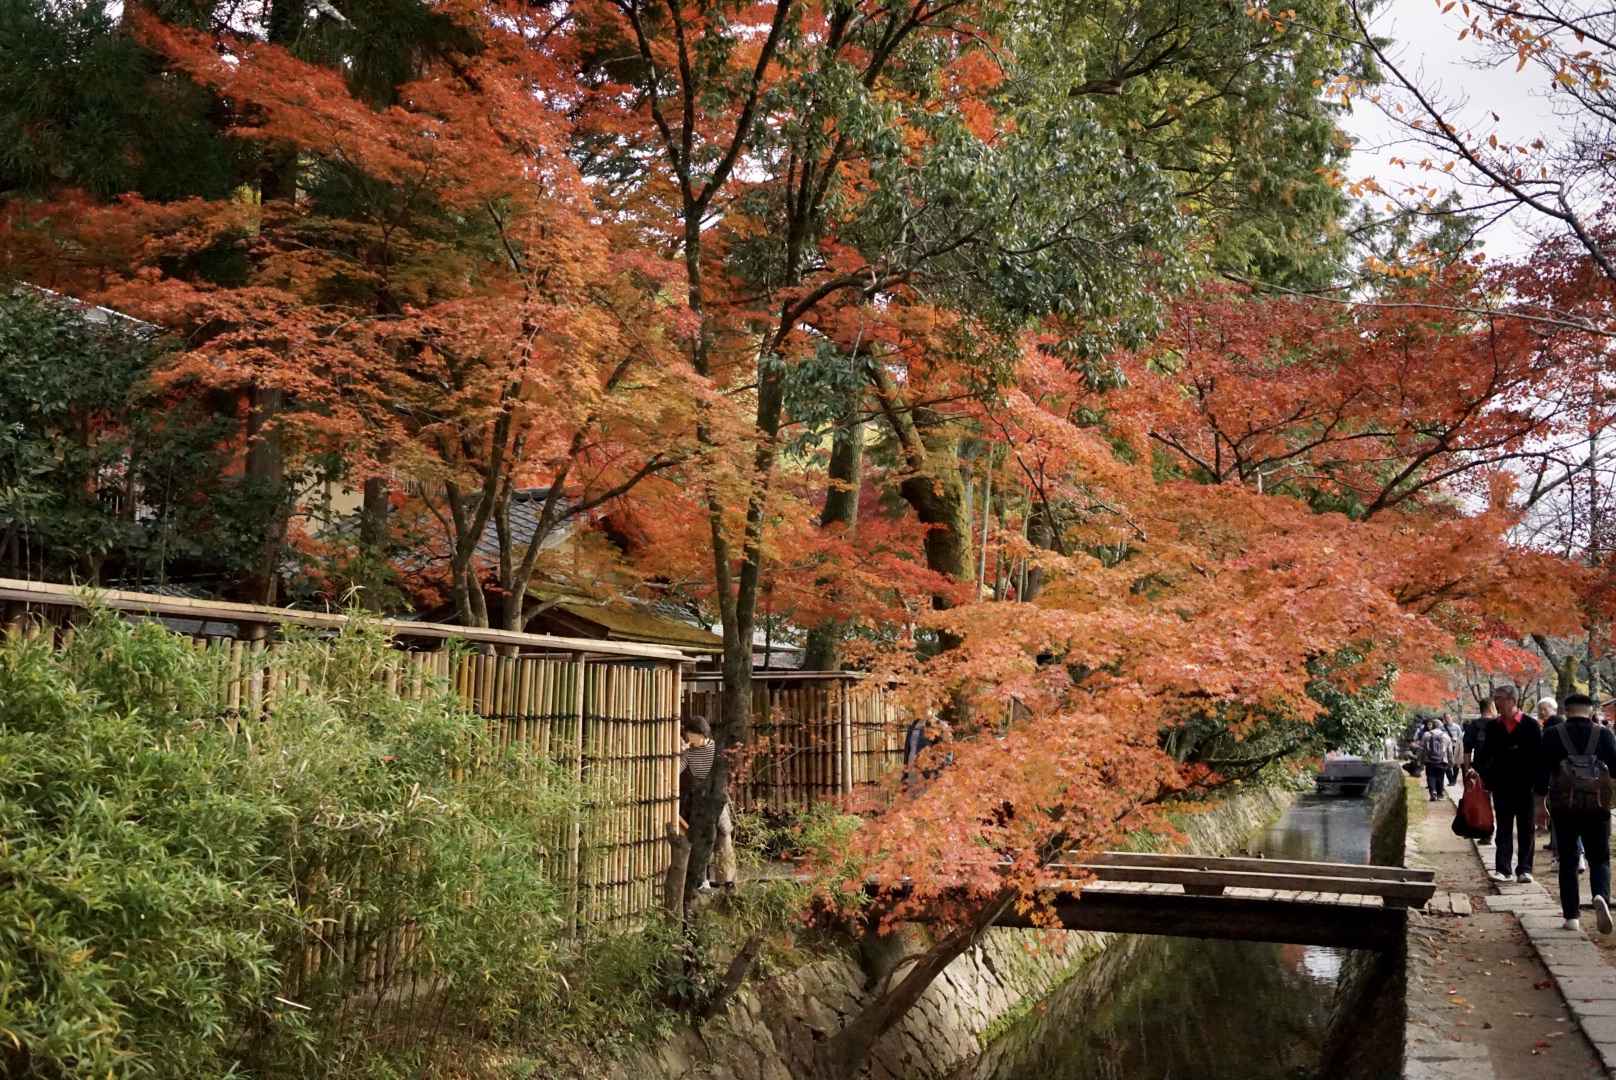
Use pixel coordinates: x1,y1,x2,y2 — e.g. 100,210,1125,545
817,891,1018,1078
868,365,974,642
803,414,864,670
1023,501,1055,602
359,476,389,543
244,384,285,606
1534,634,1580,704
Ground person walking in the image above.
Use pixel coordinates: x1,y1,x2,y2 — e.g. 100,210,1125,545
1536,693,1616,933
1463,698,1496,772
1473,684,1543,883
1536,697,1582,868
903,710,952,785
1539,696,1561,729
679,716,736,888
1420,718,1454,800
1444,713,1464,786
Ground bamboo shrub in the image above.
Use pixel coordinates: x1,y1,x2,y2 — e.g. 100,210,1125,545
0,609,687,1079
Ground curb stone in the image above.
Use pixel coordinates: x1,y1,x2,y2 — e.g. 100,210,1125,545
1470,824,1616,1078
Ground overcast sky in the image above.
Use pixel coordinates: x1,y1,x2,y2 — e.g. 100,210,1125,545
1340,0,1570,262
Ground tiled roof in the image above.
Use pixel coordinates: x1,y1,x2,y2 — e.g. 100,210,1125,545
473,488,573,562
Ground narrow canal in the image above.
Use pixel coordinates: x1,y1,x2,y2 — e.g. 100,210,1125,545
971,792,1396,1080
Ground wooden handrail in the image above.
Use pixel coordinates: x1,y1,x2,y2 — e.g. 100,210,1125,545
0,576,690,663
1061,851,1435,883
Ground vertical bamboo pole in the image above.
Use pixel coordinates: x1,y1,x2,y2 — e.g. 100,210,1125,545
569,656,586,926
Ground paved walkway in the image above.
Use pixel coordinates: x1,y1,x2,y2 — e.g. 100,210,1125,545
1403,781,1609,1079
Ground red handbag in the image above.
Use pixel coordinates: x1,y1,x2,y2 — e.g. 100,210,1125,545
1453,771,1494,841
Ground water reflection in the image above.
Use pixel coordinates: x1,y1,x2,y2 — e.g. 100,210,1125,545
975,794,1380,1080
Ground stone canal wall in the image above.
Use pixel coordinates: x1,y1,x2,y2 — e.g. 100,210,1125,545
617,783,1294,1080
1320,762,1409,1080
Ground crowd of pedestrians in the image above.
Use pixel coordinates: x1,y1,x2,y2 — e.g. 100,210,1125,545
1433,686,1616,935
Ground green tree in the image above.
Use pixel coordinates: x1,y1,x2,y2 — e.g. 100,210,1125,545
1012,0,1366,286
0,288,281,589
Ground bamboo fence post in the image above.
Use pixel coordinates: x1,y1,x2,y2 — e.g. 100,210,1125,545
569,655,586,926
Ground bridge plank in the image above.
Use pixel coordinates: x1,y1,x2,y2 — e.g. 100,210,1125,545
1068,851,1434,883
1063,862,1436,902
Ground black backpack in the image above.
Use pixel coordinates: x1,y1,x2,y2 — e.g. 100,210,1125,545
1550,725,1614,813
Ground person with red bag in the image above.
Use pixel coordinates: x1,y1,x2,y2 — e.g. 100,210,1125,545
1473,684,1542,883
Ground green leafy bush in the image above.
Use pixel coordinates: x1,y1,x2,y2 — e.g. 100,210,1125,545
0,612,674,1078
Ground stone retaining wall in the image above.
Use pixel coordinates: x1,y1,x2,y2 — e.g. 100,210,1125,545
1320,762,1408,1080
618,783,1294,1080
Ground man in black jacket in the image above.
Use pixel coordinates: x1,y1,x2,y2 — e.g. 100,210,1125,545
1462,698,1496,771
1537,693,1616,933
1474,684,1542,883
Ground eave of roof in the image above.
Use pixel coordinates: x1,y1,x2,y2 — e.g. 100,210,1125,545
548,600,725,653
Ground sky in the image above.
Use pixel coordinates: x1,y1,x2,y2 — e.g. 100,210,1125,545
1340,0,1571,262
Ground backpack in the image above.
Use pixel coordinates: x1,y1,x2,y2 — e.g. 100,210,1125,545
1550,724,1614,813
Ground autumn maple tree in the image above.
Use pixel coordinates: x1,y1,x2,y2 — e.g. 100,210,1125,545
11,0,1616,1076
1,2,692,619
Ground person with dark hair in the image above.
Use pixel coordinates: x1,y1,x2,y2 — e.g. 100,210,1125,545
679,715,735,888
1462,697,1496,772
1444,713,1464,786
903,711,952,785
1537,693,1616,933
1419,717,1453,800
1473,684,1542,884
1537,695,1585,868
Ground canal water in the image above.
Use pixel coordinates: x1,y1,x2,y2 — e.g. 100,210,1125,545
972,793,1390,1080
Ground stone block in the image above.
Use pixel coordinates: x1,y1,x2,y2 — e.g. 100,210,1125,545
1554,976,1616,1000
1574,1014,1616,1044
1569,996,1616,1017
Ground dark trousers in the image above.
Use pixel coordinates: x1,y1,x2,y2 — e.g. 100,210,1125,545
1425,764,1447,798
1492,786,1536,876
1552,810,1612,920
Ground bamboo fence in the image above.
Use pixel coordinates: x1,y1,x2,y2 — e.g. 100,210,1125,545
682,673,906,815
0,583,685,1000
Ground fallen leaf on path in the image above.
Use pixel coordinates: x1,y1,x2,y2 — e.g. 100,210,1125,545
1535,980,1553,989
1483,1022,1493,1029
1535,1040,1551,1048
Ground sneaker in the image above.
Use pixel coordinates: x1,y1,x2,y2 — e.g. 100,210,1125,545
1518,872,1535,884
1490,870,1511,883
1565,917,1584,932
1597,896,1615,935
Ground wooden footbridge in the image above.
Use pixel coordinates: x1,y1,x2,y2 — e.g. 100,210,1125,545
999,851,1437,952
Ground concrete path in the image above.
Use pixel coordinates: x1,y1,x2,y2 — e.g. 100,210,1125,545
1403,782,1608,1079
